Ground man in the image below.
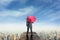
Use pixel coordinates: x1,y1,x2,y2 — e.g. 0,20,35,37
26,19,33,35
26,16,36,40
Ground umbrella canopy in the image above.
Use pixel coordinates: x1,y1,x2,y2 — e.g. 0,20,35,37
26,16,36,23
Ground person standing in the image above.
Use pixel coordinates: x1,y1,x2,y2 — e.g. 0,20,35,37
26,16,36,40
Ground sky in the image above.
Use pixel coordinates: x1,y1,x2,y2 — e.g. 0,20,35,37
0,0,60,32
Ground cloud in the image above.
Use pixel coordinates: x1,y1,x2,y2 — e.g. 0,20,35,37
37,0,53,3
0,6,37,23
38,2,59,16
19,0,28,4
0,0,14,10
0,6,36,17
0,0,13,6
46,11,60,21
0,22,26,33
37,2,60,22
33,22,60,32
0,22,60,32
0,0,60,33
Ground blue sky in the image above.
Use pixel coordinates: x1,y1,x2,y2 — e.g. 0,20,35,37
0,0,60,32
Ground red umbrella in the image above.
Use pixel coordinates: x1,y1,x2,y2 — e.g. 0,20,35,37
26,16,36,23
